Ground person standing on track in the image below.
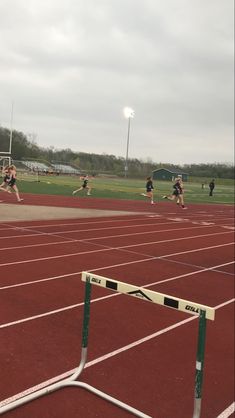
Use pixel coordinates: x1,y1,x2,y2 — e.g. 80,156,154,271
162,177,187,209
72,175,91,196
0,165,23,202
140,176,155,204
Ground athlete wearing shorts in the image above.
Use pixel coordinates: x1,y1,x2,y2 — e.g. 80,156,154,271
0,165,23,202
72,175,91,196
162,177,187,209
140,176,155,204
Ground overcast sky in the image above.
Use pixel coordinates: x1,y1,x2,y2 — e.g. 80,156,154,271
0,0,234,164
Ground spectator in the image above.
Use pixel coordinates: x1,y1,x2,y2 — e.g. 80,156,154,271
209,179,215,196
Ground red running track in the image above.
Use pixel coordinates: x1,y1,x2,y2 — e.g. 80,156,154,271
0,195,234,418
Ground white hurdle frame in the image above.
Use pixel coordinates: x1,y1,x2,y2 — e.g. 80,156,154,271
0,272,215,418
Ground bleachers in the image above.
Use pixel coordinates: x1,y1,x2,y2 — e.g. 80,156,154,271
51,164,80,174
23,161,51,171
16,160,80,175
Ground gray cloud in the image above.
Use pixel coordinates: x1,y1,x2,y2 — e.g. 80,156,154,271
0,0,233,164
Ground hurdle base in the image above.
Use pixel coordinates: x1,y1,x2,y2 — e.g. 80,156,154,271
0,377,151,418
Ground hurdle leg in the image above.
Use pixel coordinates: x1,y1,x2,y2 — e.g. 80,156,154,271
192,310,207,418
0,280,92,415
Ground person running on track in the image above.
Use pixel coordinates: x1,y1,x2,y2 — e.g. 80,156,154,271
0,165,23,202
162,177,187,209
0,165,11,191
72,175,91,196
140,176,155,204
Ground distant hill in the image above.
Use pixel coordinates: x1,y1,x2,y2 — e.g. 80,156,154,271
0,126,234,179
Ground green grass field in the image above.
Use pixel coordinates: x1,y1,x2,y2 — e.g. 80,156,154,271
13,172,234,205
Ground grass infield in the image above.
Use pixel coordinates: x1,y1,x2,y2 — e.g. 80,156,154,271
11,173,234,205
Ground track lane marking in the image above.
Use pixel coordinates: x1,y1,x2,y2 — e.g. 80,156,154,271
0,229,232,252
0,221,207,240
0,262,233,326
0,215,234,240
1,213,234,231
216,402,235,418
0,241,233,268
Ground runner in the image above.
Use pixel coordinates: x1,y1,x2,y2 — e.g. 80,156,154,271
72,175,91,196
0,164,23,202
140,176,155,204
162,177,187,209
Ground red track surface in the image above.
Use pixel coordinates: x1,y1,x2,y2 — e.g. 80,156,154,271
0,194,234,418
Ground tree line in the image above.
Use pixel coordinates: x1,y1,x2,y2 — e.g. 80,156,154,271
0,126,234,179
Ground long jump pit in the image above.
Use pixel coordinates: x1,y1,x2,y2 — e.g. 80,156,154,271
0,203,140,222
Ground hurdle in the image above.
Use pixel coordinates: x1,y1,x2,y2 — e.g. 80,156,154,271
0,272,215,418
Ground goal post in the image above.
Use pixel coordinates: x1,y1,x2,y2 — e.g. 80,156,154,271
0,156,11,170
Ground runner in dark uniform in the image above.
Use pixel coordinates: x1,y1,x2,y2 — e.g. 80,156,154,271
162,177,187,209
72,175,91,196
140,176,155,204
0,165,23,202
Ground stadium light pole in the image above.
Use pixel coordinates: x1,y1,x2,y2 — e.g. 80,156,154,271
9,101,14,156
123,107,135,178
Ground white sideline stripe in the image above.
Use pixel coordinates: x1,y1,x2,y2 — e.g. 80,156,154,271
0,263,233,327
0,240,233,268
0,229,232,252
216,402,235,418
0,298,233,408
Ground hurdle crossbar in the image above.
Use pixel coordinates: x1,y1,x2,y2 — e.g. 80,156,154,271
82,272,215,321
0,272,215,418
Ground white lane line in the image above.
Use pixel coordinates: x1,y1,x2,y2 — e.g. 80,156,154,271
0,218,233,248
2,213,234,231
0,263,234,327
0,298,233,408
2,216,152,230
0,220,195,240
216,402,235,418
0,229,232,252
0,260,233,291
0,241,233,268
0,293,116,329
